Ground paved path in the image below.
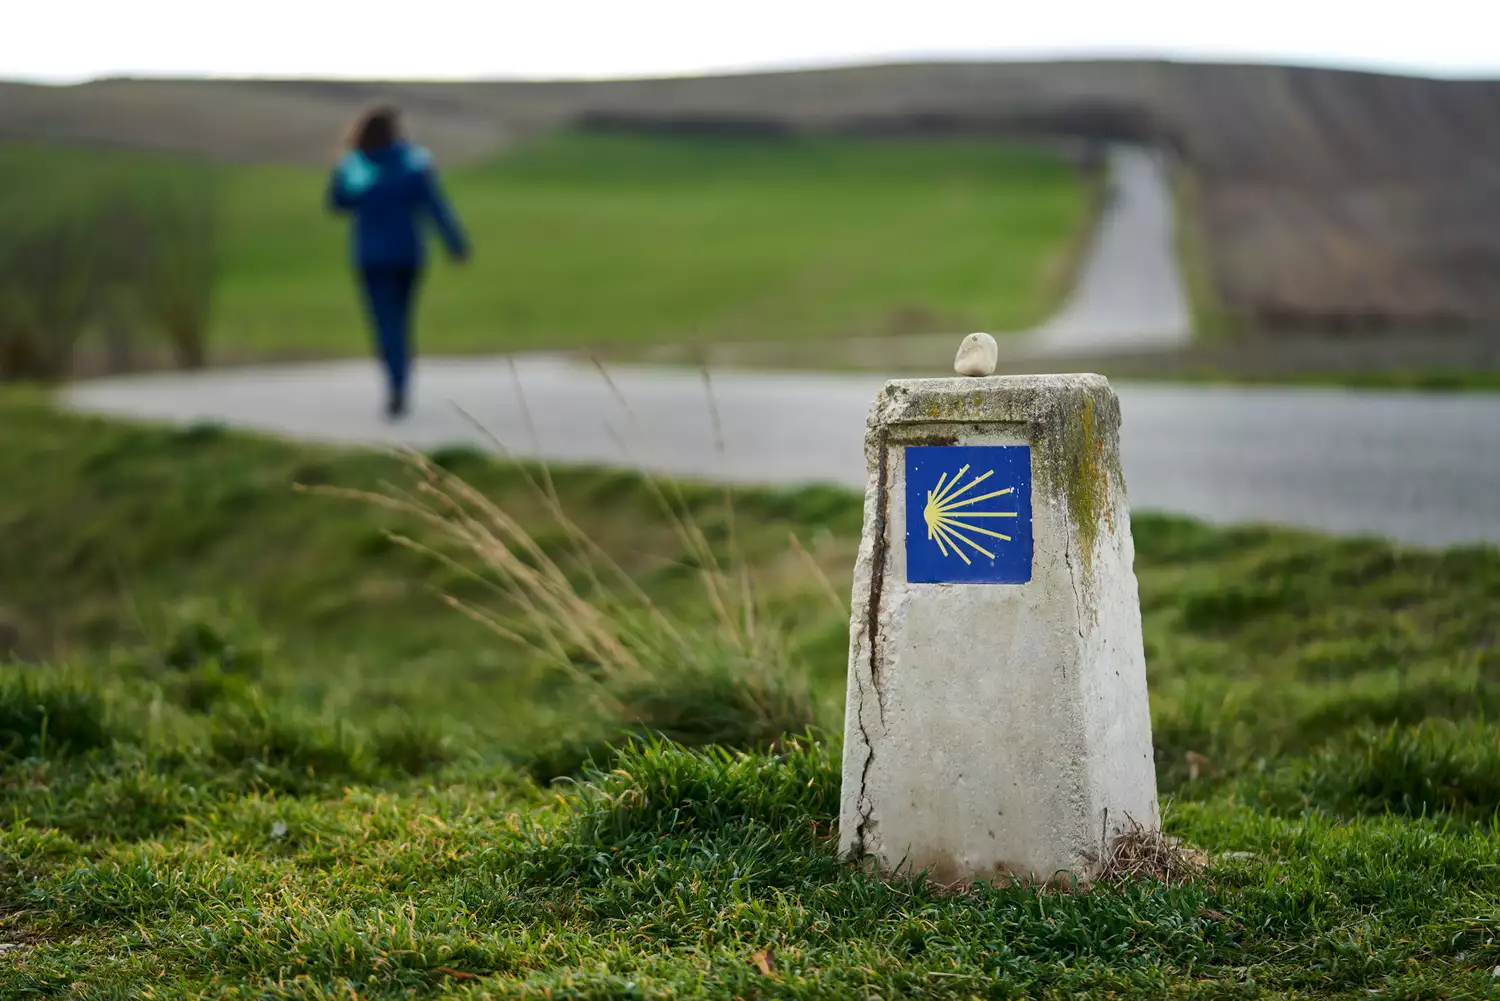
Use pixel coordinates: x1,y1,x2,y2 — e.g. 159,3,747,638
1025,145,1191,354
59,146,1499,548
646,143,1194,372
64,356,1500,547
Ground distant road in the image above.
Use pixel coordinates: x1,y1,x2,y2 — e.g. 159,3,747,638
65,356,1500,548
58,144,1500,548
1026,145,1192,354
667,143,1196,373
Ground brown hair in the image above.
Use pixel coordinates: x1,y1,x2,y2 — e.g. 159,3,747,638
346,103,402,152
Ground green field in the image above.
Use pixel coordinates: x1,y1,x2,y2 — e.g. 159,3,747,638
2,394,1499,996
211,134,1087,359
0,135,1086,370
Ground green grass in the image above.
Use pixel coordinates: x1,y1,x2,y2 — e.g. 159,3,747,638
2,394,1499,996
0,135,1085,366
201,133,1085,358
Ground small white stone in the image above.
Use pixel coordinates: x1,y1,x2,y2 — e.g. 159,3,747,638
954,332,998,377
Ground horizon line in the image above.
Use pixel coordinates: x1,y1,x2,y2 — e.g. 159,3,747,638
7,50,1500,88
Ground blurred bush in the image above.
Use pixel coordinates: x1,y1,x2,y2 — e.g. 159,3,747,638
0,146,219,380
0,185,102,379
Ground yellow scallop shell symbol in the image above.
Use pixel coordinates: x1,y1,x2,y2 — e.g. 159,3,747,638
922,464,1019,564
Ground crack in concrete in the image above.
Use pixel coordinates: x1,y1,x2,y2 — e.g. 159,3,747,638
1063,527,1087,646
851,676,879,857
864,444,890,721
851,443,891,857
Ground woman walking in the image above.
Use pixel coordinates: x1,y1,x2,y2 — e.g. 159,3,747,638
328,104,469,419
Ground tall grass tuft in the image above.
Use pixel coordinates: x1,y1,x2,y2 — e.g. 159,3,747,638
1253,720,1500,823
0,670,113,760
0,145,219,379
305,398,821,775
132,165,220,370
0,185,104,379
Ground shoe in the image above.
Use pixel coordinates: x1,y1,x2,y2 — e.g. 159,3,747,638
384,392,408,422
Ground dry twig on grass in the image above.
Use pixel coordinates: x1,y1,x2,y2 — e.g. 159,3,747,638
1096,814,1208,887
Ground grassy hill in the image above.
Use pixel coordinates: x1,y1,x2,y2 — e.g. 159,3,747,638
6,61,1500,335
1,393,1498,994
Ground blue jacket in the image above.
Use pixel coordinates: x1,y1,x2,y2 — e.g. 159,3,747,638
328,142,469,268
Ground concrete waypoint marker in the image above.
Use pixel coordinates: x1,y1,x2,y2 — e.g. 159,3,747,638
838,373,1158,886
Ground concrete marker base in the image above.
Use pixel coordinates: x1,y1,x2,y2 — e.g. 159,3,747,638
838,373,1159,887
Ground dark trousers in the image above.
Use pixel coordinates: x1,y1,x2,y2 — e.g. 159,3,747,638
358,265,422,402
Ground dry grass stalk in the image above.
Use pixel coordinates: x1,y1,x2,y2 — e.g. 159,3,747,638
302,453,652,711
298,360,824,753
1096,814,1208,887
589,357,773,659
699,364,758,652
297,363,795,700
455,389,687,648
787,531,847,617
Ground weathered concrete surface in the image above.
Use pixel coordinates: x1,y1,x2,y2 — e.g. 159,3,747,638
61,356,1500,547
839,375,1158,886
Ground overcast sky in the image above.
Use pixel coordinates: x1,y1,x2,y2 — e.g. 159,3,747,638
6,1,1496,83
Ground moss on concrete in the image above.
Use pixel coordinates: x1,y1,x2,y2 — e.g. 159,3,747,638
1056,387,1122,575
869,373,1128,590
